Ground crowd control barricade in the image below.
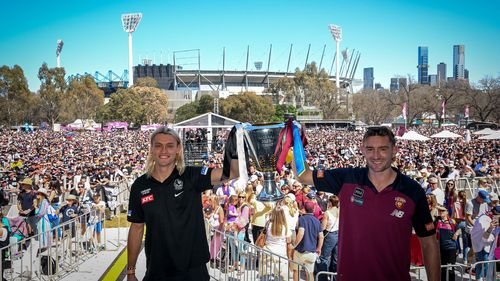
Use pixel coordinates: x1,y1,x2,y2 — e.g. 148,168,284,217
208,228,311,281
103,178,132,252
315,271,337,281
0,207,108,280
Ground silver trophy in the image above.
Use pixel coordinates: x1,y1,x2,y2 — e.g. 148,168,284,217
243,123,285,202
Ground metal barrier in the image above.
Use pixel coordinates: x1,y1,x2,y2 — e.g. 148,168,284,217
208,228,311,281
438,177,499,200
0,208,107,280
315,260,500,281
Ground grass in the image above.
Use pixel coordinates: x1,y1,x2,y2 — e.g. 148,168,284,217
104,212,130,228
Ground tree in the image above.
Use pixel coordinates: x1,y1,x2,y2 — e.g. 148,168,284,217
197,95,214,114
38,63,68,126
100,86,168,124
134,77,158,88
174,102,199,123
268,62,339,119
220,92,275,123
67,75,104,121
0,65,33,125
352,89,393,125
271,104,297,122
467,76,500,122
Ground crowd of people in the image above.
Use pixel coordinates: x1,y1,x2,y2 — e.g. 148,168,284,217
1,124,499,280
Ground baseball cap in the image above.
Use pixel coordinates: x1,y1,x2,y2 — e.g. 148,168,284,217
478,190,491,203
490,192,499,202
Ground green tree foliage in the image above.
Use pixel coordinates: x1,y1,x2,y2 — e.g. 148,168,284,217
220,92,274,123
197,95,214,114
134,77,158,88
38,63,68,126
268,62,339,119
0,65,34,125
67,75,104,121
100,86,168,125
271,104,297,122
174,102,198,123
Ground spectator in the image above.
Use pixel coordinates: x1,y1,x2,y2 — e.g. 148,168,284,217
426,176,445,206
34,188,52,255
316,195,340,281
290,201,324,281
436,205,460,281
17,178,37,235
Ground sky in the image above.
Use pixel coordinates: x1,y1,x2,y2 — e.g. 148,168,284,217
1,0,499,92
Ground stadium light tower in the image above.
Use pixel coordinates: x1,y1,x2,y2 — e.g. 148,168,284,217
329,24,342,90
121,13,142,87
56,39,64,68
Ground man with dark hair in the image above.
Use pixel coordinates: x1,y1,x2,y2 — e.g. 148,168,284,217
294,126,440,281
290,201,324,281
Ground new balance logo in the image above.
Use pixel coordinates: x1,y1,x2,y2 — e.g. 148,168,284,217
390,209,405,218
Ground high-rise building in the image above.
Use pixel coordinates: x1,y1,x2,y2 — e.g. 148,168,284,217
375,83,383,90
417,46,429,84
363,67,374,90
453,45,465,80
429,74,438,87
464,69,469,80
437,62,447,83
390,78,399,91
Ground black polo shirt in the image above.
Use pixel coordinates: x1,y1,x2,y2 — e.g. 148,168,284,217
127,166,212,280
313,167,435,281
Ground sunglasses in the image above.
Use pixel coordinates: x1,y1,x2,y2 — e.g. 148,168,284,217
239,196,245,199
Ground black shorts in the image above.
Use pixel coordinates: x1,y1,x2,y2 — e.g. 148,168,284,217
143,264,209,281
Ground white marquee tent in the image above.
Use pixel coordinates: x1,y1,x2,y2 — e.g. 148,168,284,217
399,131,430,141
430,130,463,138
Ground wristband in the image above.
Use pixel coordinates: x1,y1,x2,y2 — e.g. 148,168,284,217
127,266,136,275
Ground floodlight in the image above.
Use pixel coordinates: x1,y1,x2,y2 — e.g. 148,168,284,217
328,24,342,89
56,39,64,68
121,13,142,86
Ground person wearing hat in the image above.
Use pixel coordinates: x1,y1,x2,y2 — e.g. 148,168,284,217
470,191,499,281
16,178,37,235
426,176,445,206
464,189,491,265
435,205,461,281
34,188,52,254
58,194,80,238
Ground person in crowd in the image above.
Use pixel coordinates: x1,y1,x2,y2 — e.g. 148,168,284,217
17,178,37,235
316,195,340,281
294,126,440,281
58,194,80,238
443,179,457,216
470,193,499,281
290,201,323,281
453,190,468,258
215,181,235,209
465,189,492,265
227,191,251,274
427,194,439,222
260,206,292,281
250,195,272,244
91,193,106,250
436,205,460,281
282,194,299,245
426,176,445,206
0,219,10,281
225,195,239,224
207,195,224,264
34,188,52,255
127,126,239,281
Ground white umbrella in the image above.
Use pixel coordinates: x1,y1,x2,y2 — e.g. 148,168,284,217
478,131,500,140
400,131,430,141
472,128,496,135
430,130,463,138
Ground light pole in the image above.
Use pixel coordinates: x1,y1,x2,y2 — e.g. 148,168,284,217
121,13,142,87
56,39,64,68
329,24,342,90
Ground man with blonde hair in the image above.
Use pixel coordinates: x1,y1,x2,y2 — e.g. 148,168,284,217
127,127,239,281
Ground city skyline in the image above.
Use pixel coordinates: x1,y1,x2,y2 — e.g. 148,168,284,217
1,0,499,92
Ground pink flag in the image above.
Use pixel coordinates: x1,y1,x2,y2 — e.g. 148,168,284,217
464,104,469,118
402,102,408,120
441,101,446,119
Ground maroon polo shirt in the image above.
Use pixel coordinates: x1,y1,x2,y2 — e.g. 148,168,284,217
313,167,435,281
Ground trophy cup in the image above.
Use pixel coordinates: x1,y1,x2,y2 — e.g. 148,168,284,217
243,123,285,202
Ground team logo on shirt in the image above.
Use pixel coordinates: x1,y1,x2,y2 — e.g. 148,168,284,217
140,188,151,195
390,209,405,218
141,194,155,204
174,179,183,191
201,166,209,175
350,187,364,206
394,197,406,209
